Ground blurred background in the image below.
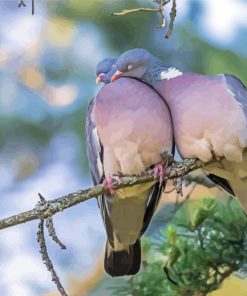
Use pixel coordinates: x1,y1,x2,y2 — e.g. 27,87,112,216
0,0,247,295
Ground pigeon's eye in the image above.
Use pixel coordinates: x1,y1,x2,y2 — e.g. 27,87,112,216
127,64,133,70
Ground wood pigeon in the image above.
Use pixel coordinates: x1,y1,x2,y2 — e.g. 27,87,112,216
96,58,117,84
85,59,174,276
111,48,247,212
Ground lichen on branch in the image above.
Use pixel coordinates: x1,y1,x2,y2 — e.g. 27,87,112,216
0,157,211,231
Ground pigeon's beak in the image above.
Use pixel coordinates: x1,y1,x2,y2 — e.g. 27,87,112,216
111,70,124,82
96,73,105,84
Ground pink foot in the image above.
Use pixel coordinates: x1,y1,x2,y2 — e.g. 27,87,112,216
102,175,122,195
153,163,165,187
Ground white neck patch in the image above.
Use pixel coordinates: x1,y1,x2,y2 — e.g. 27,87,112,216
160,67,183,80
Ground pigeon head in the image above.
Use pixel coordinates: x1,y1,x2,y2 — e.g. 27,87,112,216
111,48,157,82
96,58,117,84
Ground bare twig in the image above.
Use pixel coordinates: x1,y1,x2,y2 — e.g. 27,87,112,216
113,0,177,38
37,219,68,296
0,157,206,230
18,0,26,8
174,181,197,205
37,194,67,296
165,0,176,38
164,187,176,194
155,0,172,29
46,217,66,250
38,192,46,203
38,193,66,250
112,7,160,16
173,177,183,196
185,183,197,200
32,0,35,15
157,5,166,28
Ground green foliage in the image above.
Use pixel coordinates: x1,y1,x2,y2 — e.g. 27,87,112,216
111,197,247,296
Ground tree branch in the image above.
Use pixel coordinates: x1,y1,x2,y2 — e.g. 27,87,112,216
0,157,208,231
112,0,177,38
112,7,160,16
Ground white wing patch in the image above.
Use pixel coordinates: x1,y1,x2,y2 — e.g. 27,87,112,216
160,67,183,80
92,127,104,178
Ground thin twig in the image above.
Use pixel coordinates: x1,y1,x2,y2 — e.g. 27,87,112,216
185,183,197,200
37,195,67,296
18,0,26,8
165,0,176,38
38,194,67,250
112,7,160,16
32,0,34,15
46,217,66,250
173,177,183,196
37,219,68,296
164,187,176,194
157,4,166,28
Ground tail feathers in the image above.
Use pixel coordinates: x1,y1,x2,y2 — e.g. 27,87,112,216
229,177,247,213
104,240,141,277
207,174,235,196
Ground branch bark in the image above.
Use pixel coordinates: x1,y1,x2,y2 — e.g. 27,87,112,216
0,158,207,230
37,218,68,296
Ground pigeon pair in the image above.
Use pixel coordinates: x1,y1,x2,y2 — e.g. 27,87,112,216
86,48,247,277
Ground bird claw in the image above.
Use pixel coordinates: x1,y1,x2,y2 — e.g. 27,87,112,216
153,163,165,188
102,175,123,195
153,152,174,188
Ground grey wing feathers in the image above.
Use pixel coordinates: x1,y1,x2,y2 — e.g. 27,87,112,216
206,74,247,200
85,99,103,185
85,99,115,245
223,74,247,118
140,182,163,235
85,99,107,220
85,98,104,185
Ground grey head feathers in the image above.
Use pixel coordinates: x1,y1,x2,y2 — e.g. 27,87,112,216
96,58,117,84
114,48,180,83
115,48,155,72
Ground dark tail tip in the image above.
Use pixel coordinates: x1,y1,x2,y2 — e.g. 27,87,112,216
104,239,141,277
